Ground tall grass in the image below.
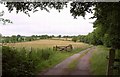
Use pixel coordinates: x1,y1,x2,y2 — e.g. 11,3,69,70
2,45,88,76
90,45,109,75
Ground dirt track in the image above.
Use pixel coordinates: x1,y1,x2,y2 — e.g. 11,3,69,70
69,47,95,75
39,46,95,75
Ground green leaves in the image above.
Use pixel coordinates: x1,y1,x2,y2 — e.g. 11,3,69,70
94,3,120,48
72,36,77,42
4,2,68,16
70,2,94,18
2,46,56,76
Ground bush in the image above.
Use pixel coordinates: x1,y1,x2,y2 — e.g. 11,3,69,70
72,37,77,42
2,46,54,77
3,46,35,76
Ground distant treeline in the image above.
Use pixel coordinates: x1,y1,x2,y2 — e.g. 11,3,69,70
1,34,73,43
72,32,113,48
72,34,103,45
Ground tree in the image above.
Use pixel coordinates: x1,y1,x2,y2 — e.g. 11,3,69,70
17,35,21,42
11,35,17,43
0,33,2,43
72,36,77,42
1,1,120,75
58,35,61,39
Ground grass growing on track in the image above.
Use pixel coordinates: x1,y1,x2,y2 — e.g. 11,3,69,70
68,48,90,71
90,45,109,75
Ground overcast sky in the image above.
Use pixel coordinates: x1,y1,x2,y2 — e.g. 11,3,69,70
0,2,96,36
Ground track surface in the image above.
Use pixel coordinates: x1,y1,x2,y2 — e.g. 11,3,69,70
39,47,95,75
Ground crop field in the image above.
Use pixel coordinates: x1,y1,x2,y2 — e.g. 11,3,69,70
52,37,72,41
6,39,91,49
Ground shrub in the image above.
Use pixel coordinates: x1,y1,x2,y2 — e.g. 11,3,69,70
2,46,54,76
72,37,77,42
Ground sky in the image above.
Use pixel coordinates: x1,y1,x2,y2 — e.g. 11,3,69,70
0,2,96,36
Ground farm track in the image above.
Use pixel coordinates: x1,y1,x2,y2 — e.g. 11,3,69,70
69,46,95,75
39,46,95,75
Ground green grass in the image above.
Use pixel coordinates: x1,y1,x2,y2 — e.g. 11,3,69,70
3,45,90,76
90,45,109,75
68,58,79,71
36,47,88,73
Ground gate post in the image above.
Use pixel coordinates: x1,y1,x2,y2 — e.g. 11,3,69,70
107,48,115,75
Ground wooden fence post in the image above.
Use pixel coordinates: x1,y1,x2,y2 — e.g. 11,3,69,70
56,45,57,51
53,45,73,52
107,48,115,75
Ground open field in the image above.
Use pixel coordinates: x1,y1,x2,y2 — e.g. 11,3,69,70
52,37,72,41
6,39,91,49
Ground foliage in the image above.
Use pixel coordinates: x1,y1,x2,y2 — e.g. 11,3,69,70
3,2,68,16
58,35,61,39
2,46,54,76
70,2,94,18
2,35,53,43
72,36,77,42
73,3,120,49
2,45,88,76
93,3,120,49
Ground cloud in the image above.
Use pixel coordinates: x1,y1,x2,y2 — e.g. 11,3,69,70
0,3,96,36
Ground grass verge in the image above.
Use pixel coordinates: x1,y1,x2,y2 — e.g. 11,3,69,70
90,45,109,75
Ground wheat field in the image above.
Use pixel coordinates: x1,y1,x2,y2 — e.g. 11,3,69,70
7,39,90,49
